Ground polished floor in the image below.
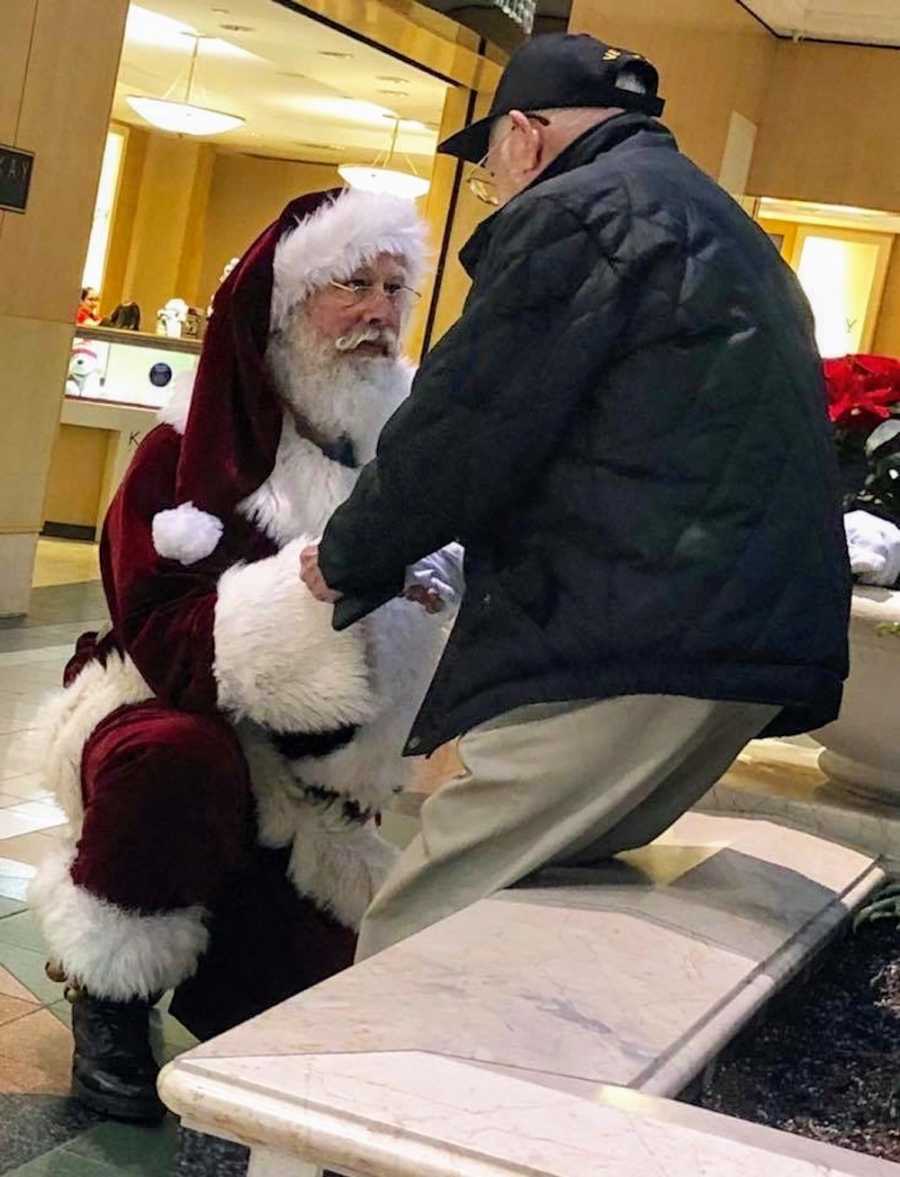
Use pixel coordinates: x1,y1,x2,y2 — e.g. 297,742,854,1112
0,542,248,1175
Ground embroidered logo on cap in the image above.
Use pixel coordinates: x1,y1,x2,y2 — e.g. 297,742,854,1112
603,48,622,60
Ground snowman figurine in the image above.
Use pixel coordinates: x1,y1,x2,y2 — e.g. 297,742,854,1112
156,298,189,339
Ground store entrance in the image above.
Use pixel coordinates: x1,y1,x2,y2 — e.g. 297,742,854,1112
39,0,500,569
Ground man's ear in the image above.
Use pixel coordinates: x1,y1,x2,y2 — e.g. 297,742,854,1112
508,109,543,168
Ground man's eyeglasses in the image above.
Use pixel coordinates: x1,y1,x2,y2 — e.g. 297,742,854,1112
329,279,421,306
466,113,550,207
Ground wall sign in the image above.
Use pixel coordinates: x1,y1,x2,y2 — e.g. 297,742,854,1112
0,145,35,213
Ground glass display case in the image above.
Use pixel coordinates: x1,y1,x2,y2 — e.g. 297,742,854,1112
65,325,201,410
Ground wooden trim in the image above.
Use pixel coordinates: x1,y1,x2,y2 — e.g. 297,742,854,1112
74,324,202,355
271,0,503,89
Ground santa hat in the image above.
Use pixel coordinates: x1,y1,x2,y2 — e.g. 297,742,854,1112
152,188,427,566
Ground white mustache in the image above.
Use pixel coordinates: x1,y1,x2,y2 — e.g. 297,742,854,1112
335,325,398,353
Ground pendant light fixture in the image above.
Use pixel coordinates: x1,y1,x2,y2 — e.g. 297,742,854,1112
127,34,244,137
339,117,430,200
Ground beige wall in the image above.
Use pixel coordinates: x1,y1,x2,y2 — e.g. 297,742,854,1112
567,0,775,180
120,136,216,320
750,43,900,213
102,125,149,316
198,154,343,310
0,0,128,614
43,425,109,529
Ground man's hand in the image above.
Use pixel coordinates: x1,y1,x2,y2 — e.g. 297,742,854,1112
299,544,342,603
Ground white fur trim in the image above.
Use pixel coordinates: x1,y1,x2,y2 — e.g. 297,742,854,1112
285,594,456,814
156,369,195,435
29,844,208,1000
237,724,397,929
238,361,413,549
271,190,427,333
287,805,399,930
43,652,153,828
238,421,359,548
152,502,224,565
237,723,307,848
213,537,378,733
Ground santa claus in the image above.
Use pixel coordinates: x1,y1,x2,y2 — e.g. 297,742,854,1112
29,189,461,1121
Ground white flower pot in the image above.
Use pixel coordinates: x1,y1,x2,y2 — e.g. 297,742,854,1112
813,586,900,802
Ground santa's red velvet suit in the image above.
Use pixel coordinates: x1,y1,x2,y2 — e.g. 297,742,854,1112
29,190,460,1053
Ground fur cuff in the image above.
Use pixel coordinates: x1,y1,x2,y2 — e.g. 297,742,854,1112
44,652,153,828
29,845,208,1001
152,502,224,565
214,537,378,733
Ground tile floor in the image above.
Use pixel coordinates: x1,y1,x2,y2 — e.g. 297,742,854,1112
0,543,248,1175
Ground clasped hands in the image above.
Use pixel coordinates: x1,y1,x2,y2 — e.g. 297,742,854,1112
299,544,446,614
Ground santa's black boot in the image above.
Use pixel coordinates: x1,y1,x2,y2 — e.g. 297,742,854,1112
71,992,166,1121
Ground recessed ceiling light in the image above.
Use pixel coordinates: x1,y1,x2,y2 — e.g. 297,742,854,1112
219,22,254,31
377,89,408,97
318,50,353,58
278,71,307,79
376,75,407,83
211,6,229,12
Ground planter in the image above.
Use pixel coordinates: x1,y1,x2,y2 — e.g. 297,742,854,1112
813,586,900,802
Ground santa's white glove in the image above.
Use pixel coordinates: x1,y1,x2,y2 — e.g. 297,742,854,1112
844,510,900,587
404,543,466,611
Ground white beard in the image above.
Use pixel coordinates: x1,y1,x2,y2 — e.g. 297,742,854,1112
266,313,410,465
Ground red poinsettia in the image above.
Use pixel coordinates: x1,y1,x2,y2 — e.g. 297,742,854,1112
824,355,900,432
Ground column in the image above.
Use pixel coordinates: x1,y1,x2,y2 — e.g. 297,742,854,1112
0,0,129,615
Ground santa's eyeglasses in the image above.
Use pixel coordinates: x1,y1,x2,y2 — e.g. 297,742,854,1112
329,279,421,306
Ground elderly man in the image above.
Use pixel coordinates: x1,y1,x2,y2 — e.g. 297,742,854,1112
30,189,458,1120
301,34,851,960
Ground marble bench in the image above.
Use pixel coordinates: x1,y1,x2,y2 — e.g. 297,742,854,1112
160,812,886,1176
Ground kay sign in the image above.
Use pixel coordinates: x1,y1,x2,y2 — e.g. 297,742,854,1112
0,145,34,213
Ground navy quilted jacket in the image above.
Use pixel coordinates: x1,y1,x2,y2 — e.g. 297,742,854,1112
320,113,851,755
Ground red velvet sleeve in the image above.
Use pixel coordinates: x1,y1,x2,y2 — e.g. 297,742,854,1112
100,425,223,713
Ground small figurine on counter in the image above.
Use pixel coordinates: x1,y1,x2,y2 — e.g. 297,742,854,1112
181,305,204,340
102,301,141,331
156,298,189,338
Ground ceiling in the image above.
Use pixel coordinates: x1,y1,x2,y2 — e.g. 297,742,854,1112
739,0,900,47
113,2,449,166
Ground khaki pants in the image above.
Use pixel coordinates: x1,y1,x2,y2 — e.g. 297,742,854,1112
356,695,778,961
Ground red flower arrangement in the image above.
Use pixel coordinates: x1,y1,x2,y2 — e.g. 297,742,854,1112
824,355,900,505
824,355,900,433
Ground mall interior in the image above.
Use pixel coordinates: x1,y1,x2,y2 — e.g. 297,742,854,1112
1,1,900,1174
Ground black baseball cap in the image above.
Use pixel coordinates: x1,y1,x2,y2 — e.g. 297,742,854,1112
439,33,665,164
